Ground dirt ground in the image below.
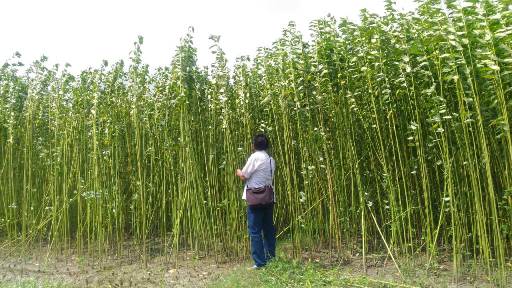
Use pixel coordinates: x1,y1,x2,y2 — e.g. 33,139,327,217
0,243,507,287
296,249,505,287
0,245,241,287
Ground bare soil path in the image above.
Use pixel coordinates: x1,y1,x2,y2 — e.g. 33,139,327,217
0,247,240,287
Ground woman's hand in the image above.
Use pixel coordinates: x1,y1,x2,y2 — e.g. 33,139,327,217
236,169,246,180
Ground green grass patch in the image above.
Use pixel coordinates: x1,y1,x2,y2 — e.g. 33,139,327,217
211,258,415,288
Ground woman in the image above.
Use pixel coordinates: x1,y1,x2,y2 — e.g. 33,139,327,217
236,133,276,269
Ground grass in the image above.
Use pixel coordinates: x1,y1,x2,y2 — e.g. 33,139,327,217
0,280,70,288
211,258,416,288
211,255,509,288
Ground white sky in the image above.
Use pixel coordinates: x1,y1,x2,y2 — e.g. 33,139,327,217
1,0,416,72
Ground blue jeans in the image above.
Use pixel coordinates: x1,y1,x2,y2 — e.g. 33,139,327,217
247,204,276,267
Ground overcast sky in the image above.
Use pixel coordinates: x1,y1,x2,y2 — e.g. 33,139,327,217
1,0,416,72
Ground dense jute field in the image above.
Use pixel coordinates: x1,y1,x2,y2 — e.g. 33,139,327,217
0,0,511,284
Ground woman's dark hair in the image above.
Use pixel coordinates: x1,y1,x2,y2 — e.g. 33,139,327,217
253,133,269,151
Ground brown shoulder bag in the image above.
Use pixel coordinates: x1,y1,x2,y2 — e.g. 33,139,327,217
246,158,274,206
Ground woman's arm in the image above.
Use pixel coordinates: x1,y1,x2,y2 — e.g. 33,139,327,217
236,154,258,181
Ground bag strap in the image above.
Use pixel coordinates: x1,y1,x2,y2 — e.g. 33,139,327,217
268,156,275,202
269,157,274,187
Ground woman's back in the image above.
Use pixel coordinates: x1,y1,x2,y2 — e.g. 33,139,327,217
243,151,275,189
